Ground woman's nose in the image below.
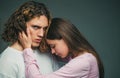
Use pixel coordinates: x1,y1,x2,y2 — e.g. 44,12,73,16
51,48,55,54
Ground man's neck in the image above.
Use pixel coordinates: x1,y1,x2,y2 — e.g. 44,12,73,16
10,41,23,51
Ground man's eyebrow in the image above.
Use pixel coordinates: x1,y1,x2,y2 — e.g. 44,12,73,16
31,25,40,28
32,25,48,28
31,25,40,27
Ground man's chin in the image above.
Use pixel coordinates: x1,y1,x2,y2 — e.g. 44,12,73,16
31,44,40,49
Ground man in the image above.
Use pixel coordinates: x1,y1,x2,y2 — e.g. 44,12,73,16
0,1,59,78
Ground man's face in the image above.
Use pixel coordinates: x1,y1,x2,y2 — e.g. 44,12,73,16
26,15,49,48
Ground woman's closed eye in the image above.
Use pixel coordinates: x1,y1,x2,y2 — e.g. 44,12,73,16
50,44,55,48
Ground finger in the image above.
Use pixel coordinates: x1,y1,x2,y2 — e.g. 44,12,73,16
18,32,23,43
27,28,31,38
22,31,27,38
19,32,22,38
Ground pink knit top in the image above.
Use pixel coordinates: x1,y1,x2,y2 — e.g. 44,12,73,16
23,48,99,78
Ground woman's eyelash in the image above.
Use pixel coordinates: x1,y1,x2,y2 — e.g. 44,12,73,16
50,45,55,48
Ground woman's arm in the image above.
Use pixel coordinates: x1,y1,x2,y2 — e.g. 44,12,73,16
23,48,42,78
20,29,91,78
23,48,90,78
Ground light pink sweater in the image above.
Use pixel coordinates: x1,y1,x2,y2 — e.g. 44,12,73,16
23,48,99,78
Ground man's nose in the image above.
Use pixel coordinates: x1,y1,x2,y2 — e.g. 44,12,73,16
38,28,44,37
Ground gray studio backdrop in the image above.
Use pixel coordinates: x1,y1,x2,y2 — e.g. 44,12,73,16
0,0,120,78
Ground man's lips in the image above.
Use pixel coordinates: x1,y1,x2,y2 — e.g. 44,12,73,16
34,39,41,43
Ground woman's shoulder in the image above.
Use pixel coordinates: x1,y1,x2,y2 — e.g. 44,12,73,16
67,53,97,68
75,52,96,61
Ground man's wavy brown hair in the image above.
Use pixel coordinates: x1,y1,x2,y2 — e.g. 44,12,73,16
1,1,51,52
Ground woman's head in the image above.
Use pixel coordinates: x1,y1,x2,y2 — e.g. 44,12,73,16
2,1,51,43
46,18,94,57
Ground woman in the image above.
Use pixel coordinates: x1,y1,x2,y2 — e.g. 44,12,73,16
20,18,104,78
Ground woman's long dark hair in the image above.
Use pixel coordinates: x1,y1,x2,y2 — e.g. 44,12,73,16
46,18,104,78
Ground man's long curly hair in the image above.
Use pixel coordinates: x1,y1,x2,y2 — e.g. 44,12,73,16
2,1,51,43
1,1,51,52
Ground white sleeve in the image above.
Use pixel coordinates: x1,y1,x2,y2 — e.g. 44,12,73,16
0,60,18,78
